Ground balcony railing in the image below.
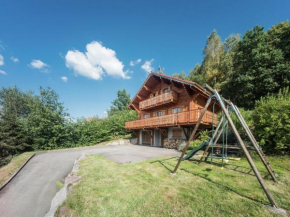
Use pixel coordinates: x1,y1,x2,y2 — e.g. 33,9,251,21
139,91,178,110
125,109,218,129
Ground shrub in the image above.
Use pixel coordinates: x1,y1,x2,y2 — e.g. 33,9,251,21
252,87,290,154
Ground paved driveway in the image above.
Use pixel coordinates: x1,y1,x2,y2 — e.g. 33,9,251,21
0,145,179,217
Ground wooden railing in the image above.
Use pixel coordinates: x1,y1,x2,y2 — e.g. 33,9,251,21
125,109,218,129
139,91,178,110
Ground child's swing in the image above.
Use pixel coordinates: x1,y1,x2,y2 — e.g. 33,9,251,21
209,98,229,169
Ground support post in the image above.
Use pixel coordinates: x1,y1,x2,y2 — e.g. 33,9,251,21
232,104,277,182
214,90,278,208
182,127,189,140
172,95,214,173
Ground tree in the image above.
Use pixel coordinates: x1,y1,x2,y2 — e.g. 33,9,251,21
107,89,131,116
172,71,186,79
24,87,70,150
187,64,205,84
252,87,290,154
0,87,30,166
226,26,290,108
201,30,225,89
267,21,290,60
220,34,240,92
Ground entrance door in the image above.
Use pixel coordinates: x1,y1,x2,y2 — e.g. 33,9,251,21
154,129,162,147
142,131,151,145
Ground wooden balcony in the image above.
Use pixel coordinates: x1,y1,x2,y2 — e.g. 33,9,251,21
125,109,218,129
139,91,178,110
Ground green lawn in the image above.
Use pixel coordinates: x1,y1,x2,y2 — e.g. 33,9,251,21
0,152,35,187
60,154,290,217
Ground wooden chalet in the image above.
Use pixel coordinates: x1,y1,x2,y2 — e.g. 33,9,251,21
125,72,219,148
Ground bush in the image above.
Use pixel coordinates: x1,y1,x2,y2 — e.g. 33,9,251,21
74,109,137,146
252,87,290,154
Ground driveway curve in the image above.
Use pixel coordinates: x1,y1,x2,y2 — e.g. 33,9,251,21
0,144,179,217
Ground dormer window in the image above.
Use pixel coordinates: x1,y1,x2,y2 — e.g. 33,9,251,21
163,88,169,93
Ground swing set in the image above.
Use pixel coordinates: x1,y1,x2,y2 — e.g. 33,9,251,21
172,84,279,208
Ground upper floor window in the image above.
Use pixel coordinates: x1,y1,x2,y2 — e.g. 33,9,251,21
172,107,181,114
156,111,163,116
144,114,150,119
163,88,169,93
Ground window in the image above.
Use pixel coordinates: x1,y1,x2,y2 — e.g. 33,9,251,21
144,114,150,119
172,129,182,138
163,88,169,93
172,107,181,114
156,111,163,116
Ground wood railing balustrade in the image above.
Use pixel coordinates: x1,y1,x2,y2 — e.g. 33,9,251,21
139,91,178,110
125,109,218,129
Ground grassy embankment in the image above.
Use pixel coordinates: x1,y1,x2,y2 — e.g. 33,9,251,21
60,153,290,217
0,152,35,187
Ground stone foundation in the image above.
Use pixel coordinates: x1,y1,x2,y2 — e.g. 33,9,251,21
163,138,186,150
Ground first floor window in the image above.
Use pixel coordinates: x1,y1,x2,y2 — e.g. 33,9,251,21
156,111,163,116
173,107,181,114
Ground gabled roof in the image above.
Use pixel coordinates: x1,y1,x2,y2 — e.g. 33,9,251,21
128,72,212,109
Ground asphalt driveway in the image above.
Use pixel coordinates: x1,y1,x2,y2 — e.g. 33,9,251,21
0,144,179,217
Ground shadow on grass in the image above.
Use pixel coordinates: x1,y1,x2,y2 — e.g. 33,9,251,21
188,158,274,180
150,157,177,172
154,159,270,206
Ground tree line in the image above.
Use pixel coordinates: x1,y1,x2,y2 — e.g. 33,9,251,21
173,21,290,154
0,87,137,166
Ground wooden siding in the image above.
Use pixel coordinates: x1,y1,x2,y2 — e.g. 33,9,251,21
126,73,219,130
139,90,178,110
125,108,218,129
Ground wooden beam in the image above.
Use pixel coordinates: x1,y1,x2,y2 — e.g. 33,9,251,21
144,85,153,92
131,103,140,113
173,94,213,173
145,130,153,139
137,95,146,101
157,127,166,138
160,77,171,85
214,90,278,208
232,103,277,182
182,127,189,140
132,130,138,137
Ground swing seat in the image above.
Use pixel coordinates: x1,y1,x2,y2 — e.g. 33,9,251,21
208,156,229,160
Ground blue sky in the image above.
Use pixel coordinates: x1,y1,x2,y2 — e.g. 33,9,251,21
0,0,289,118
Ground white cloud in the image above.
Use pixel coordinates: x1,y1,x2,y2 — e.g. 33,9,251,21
0,70,7,75
65,41,130,80
129,58,142,66
141,59,154,73
61,76,68,82
11,56,19,63
0,54,4,66
29,59,49,72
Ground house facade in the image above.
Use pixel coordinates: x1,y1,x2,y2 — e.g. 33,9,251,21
125,72,218,149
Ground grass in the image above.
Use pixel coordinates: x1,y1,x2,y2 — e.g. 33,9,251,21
61,154,290,217
0,152,35,187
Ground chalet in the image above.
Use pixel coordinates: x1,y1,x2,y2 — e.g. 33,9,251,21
125,72,218,149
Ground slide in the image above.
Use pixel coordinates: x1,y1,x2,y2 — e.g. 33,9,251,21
182,141,209,161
